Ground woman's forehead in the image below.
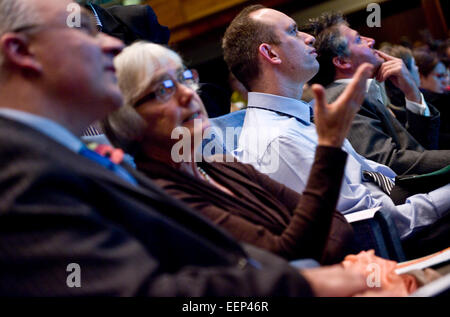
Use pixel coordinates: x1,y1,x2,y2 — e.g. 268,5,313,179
151,61,183,81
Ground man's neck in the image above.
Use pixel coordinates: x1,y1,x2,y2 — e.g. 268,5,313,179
0,80,94,137
334,72,353,81
251,71,305,100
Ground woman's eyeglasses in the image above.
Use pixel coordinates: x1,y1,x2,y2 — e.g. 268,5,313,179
432,72,448,80
134,69,199,108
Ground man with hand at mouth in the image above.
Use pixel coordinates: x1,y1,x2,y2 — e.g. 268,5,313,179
306,12,450,176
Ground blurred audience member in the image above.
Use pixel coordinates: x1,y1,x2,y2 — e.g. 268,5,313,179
414,49,450,148
414,50,449,94
307,12,450,168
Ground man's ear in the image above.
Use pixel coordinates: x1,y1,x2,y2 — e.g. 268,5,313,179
332,56,351,70
0,33,42,73
258,43,282,65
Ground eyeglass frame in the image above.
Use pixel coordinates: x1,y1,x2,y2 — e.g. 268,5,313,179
133,69,199,108
431,72,448,80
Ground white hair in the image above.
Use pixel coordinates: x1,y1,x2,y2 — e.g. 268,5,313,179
103,42,185,155
114,42,183,108
0,0,42,68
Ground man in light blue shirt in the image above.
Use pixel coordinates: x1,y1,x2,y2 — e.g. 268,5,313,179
222,5,450,242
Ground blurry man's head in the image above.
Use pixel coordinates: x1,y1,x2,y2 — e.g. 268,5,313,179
0,0,124,134
307,12,382,86
223,5,318,92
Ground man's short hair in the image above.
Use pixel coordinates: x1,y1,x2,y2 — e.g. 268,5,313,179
222,4,281,91
0,0,42,69
302,12,349,86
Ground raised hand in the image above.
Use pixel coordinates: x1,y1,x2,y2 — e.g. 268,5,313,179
312,63,373,148
374,49,421,103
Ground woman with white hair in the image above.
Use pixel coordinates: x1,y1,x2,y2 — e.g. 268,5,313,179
102,42,373,264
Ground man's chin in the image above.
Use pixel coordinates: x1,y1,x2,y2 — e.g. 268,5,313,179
371,61,382,78
108,91,125,109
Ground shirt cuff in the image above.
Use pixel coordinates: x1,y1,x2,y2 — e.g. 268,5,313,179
427,183,450,218
404,93,430,117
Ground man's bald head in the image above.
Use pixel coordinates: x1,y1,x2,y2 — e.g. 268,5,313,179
222,5,280,91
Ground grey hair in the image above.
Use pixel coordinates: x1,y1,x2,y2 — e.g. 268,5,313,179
0,0,43,68
302,12,350,86
102,42,184,155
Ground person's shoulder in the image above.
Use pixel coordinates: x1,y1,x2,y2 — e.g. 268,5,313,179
206,158,261,182
0,116,56,152
324,81,347,101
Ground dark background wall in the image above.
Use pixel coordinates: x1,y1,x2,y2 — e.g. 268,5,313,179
94,0,449,109
175,0,449,98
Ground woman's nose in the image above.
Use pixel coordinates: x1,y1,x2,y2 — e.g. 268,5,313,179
175,82,195,107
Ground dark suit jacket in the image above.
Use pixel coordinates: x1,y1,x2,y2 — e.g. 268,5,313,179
89,4,170,45
325,82,450,175
420,89,450,149
136,146,355,265
0,116,312,296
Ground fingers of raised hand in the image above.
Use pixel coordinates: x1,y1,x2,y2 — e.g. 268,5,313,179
374,49,395,61
312,84,327,114
376,62,403,82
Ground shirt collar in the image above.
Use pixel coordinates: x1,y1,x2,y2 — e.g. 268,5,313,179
247,92,313,124
0,108,84,153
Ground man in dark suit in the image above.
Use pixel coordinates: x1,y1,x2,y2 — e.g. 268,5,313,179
306,13,450,176
0,0,369,296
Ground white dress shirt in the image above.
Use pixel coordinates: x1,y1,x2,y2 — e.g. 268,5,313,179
236,92,450,238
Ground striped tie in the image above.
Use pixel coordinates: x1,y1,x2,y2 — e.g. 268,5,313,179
363,170,395,195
